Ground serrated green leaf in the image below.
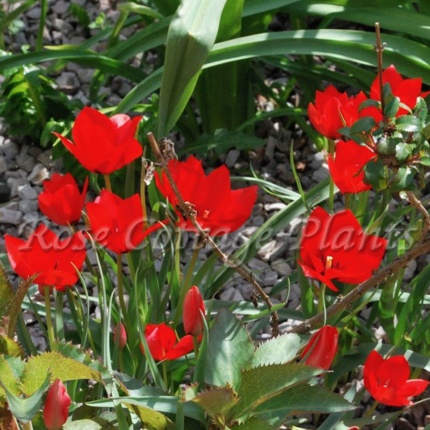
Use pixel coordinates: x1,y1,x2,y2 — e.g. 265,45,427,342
395,115,422,133
384,96,400,118
0,335,24,358
420,156,430,166
390,166,415,191
192,385,239,421
2,372,50,423
0,356,23,399
395,141,412,163
231,417,275,430
250,333,303,368
21,351,102,395
364,159,388,191
202,309,254,388
350,116,376,134
55,342,111,384
253,384,355,420
234,364,321,418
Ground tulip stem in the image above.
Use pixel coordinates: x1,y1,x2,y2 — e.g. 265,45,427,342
173,247,199,328
147,132,280,337
328,139,335,212
375,23,385,115
116,254,129,325
365,399,379,418
44,287,56,350
21,420,33,430
104,174,112,192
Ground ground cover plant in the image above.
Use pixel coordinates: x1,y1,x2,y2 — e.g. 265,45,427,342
0,1,430,429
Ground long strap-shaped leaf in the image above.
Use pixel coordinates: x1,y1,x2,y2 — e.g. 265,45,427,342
156,0,228,137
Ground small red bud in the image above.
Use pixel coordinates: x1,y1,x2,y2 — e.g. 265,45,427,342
301,325,339,370
113,322,127,349
183,286,206,336
43,379,71,430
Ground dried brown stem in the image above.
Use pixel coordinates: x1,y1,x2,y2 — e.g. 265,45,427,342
405,191,430,242
288,235,430,334
375,22,385,115
147,132,279,336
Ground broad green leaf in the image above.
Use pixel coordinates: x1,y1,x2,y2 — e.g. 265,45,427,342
86,396,205,424
118,2,164,19
242,0,299,17
234,364,321,418
0,49,146,83
3,374,50,423
21,351,102,395
157,0,228,136
201,308,254,388
253,384,355,422
250,333,303,368
122,402,174,430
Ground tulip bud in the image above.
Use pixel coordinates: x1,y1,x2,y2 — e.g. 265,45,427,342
183,286,206,336
113,322,127,349
301,325,339,370
43,379,71,430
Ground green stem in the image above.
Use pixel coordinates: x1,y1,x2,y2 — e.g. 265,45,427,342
365,399,379,418
104,174,112,192
328,139,335,212
317,284,327,324
21,420,33,430
116,254,129,323
44,287,56,350
54,291,65,342
173,247,199,327
35,0,48,51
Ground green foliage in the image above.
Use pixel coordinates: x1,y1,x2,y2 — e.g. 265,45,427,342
0,65,79,144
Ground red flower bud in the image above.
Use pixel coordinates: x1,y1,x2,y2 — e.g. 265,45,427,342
113,322,127,349
301,325,339,370
183,286,206,336
43,379,71,430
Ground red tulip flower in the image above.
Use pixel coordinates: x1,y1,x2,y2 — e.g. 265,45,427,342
183,286,206,336
86,189,163,254
5,224,86,292
308,85,368,139
298,207,387,292
155,156,258,236
143,323,194,361
364,350,429,407
327,140,375,194
43,379,71,430
54,107,143,175
301,325,339,370
38,173,88,225
366,65,430,120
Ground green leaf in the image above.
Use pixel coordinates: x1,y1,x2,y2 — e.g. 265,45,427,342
157,0,228,136
384,96,400,118
390,166,415,191
0,335,24,358
2,372,50,423
0,356,23,400
230,417,276,429
395,142,413,163
350,116,376,134
250,333,303,368
201,308,254,388
192,385,239,422
253,384,355,421
233,364,321,418
364,159,389,191
420,156,430,166
21,351,102,395
395,115,423,133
